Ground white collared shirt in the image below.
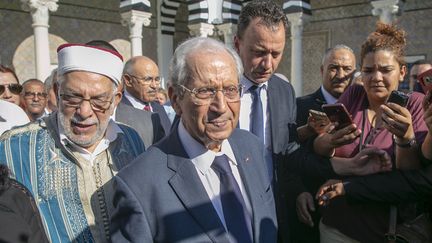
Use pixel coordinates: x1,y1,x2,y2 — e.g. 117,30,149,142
177,120,252,229
124,90,153,111
239,75,273,180
320,85,338,105
58,116,123,166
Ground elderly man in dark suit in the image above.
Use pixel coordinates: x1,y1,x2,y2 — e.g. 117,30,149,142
110,37,278,243
121,56,172,135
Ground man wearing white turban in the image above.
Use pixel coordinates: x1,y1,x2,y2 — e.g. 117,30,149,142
0,44,145,243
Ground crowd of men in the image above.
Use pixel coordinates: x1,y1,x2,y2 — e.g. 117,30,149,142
0,1,431,243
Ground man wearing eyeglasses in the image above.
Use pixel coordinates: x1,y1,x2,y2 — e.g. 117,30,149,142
0,44,145,243
122,56,172,135
0,65,22,106
20,79,48,121
110,37,277,242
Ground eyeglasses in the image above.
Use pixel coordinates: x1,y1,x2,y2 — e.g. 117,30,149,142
23,91,48,99
178,84,243,105
0,83,22,95
129,74,161,85
59,94,113,112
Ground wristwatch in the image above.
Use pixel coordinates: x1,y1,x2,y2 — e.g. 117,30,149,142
393,135,417,148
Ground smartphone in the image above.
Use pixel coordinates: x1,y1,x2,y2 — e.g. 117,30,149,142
321,103,353,129
309,109,329,122
418,69,432,93
387,90,409,107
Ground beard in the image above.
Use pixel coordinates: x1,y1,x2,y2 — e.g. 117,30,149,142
58,110,110,148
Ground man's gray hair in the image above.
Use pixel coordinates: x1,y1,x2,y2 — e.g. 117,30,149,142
169,37,243,87
321,44,355,65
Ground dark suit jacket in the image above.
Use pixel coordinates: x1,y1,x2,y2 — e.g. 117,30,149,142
345,165,432,204
296,88,327,127
120,97,172,136
110,128,278,243
151,101,172,134
116,99,165,149
263,76,338,242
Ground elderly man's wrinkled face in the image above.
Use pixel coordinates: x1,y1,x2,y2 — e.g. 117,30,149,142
0,72,21,106
321,48,356,98
124,57,160,103
58,71,121,152
21,81,47,121
171,50,240,152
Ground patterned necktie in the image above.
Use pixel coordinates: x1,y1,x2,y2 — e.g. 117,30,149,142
143,103,151,112
211,155,253,243
249,85,264,143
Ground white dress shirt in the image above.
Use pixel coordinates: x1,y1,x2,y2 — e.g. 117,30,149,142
320,85,338,105
239,75,273,179
177,120,252,229
124,90,153,111
59,117,123,166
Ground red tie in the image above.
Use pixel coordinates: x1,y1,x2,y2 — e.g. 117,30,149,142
143,104,151,112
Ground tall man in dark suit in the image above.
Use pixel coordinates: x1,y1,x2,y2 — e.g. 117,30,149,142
234,1,386,242
294,45,356,243
122,56,172,134
110,37,278,242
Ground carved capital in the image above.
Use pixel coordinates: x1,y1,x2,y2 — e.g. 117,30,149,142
121,10,152,38
21,0,58,27
188,23,215,37
286,12,309,39
217,23,237,36
371,0,401,24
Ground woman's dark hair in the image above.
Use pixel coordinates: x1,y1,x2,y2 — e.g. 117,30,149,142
360,22,406,68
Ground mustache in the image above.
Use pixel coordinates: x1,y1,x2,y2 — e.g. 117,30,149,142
70,116,98,126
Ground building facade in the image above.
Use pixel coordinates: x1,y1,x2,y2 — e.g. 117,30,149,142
1,0,431,95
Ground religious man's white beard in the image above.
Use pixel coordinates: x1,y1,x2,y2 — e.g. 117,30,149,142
58,110,109,148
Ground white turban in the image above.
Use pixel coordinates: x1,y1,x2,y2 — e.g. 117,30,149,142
57,44,124,86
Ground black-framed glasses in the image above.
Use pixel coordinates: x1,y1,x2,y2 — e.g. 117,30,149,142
0,83,22,95
129,74,161,85
59,94,113,112
23,91,48,99
178,84,243,105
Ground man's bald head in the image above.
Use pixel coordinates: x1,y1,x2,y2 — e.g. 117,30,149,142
123,56,160,103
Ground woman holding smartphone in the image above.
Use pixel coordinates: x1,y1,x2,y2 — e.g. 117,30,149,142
313,23,428,243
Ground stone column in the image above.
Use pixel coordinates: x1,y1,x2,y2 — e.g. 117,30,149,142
121,10,152,57
371,0,401,24
188,23,215,37
21,0,58,81
286,12,309,96
217,23,236,48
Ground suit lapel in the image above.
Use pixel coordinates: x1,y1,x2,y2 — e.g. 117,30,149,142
313,88,327,107
229,135,265,242
164,128,229,242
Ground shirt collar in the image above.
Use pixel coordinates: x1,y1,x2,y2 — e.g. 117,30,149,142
320,85,338,104
177,120,237,175
241,75,268,93
58,114,123,153
124,90,150,110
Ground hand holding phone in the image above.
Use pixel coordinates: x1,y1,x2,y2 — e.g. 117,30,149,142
321,103,353,129
418,69,432,93
387,90,409,107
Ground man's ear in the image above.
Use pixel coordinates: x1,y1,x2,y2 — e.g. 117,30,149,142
123,74,133,87
168,86,182,116
234,35,240,53
113,88,122,107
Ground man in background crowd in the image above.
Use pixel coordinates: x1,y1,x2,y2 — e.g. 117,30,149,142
122,56,172,134
20,79,48,121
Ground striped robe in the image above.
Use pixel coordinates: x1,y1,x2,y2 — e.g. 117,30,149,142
0,113,144,243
